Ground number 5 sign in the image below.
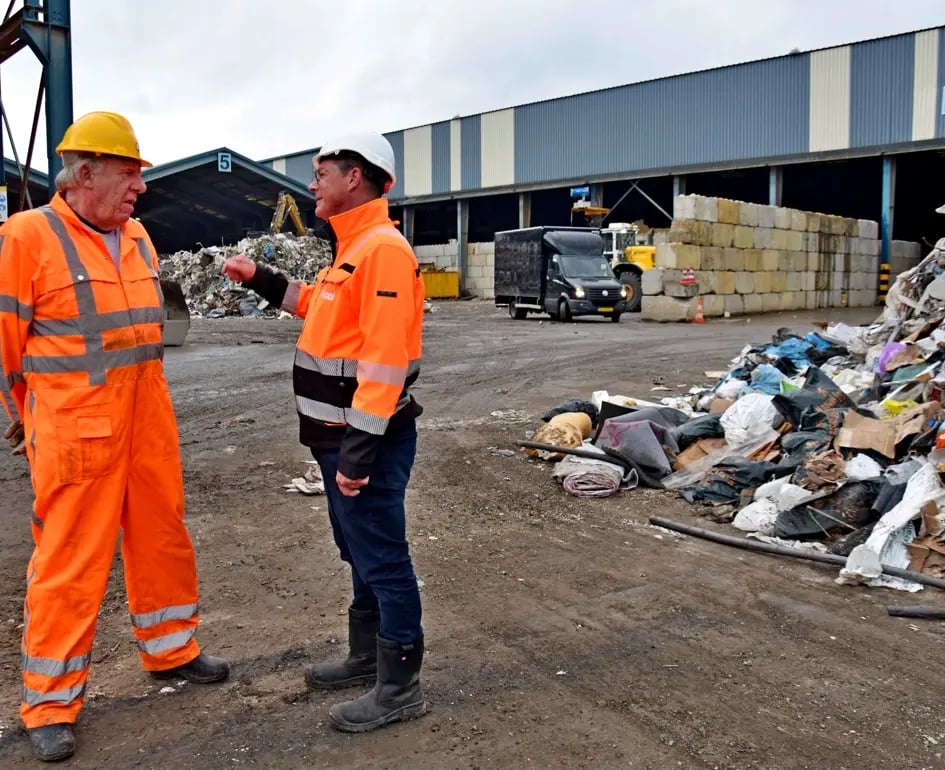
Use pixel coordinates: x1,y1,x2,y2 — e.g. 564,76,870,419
217,152,232,173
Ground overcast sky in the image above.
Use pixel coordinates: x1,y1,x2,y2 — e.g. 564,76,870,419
2,1,943,171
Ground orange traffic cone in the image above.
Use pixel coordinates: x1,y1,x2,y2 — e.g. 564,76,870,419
692,296,705,324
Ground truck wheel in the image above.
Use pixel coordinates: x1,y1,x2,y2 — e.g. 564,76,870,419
558,299,572,323
620,272,643,313
509,302,528,320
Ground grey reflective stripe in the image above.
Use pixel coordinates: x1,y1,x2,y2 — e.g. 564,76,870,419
0,375,20,422
0,293,33,321
134,238,164,309
22,683,86,707
131,602,198,630
22,651,91,677
296,395,346,423
40,208,107,384
137,627,196,656
347,407,389,435
295,350,358,378
23,342,162,374
357,360,407,387
283,281,302,315
30,307,163,337
27,390,35,455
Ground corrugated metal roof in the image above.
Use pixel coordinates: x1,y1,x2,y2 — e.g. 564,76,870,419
514,55,809,185
431,121,450,194
850,34,915,147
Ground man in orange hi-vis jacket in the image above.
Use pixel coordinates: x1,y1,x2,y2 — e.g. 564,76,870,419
222,131,427,734
0,111,229,762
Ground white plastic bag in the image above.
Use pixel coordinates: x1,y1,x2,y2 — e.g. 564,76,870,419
719,393,780,446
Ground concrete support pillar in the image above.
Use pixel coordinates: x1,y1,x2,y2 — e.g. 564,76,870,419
402,206,415,246
518,192,531,228
672,175,686,199
590,183,604,207
881,156,895,270
456,198,469,294
768,167,783,206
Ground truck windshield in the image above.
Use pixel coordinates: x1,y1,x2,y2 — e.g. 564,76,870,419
558,255,614,280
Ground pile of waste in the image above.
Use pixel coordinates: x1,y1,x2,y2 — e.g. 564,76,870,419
525,236,945,593
159,234,333,317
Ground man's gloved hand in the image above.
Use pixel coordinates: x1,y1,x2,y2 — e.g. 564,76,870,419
4,421,25,456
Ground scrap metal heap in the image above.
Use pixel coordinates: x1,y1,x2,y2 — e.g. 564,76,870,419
158,233,333,317
527,235,945,592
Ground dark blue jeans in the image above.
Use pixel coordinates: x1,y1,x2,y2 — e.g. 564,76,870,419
314,422,423,645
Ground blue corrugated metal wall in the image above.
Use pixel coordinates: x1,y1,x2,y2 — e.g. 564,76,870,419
431,121,451,194
850,35,915,146
460,115,481,189
939,28,945,137
514,56,809,184
285,154,313,186
386,131,405,199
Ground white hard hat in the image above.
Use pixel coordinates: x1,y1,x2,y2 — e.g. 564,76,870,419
316,132,397,187
937,203,945,215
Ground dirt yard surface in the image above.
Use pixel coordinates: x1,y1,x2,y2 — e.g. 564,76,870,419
2,301,944,769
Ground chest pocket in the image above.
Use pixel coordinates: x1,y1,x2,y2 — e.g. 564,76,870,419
36,267,116,330
318,265,356,305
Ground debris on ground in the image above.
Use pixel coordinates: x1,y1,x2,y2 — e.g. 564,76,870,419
525,235,945,592
159,234,333,317
284,462,325,496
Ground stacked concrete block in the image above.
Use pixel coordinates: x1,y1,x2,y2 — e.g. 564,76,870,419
889,239,923,279
464,241,495,298
641,194,918,321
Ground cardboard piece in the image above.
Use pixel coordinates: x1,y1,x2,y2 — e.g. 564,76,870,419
837,403,943,459
674,437,727,470
709,397,734,414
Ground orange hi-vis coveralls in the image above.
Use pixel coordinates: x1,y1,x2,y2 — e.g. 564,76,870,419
0,194,202,729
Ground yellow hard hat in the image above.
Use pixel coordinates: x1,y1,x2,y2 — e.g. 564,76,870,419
56,111,152,167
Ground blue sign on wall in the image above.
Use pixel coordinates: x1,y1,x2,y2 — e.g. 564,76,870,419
570,185,590,198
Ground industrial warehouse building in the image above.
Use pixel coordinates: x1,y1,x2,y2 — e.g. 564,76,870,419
4,24,943,293
257,24,944,290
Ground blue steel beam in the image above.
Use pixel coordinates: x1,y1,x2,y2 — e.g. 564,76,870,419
881,156,895,269
21,0,72,195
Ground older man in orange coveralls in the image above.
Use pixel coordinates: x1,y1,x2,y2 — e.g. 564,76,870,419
0,111,229,763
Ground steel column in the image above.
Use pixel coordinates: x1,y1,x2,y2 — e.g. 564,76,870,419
402,205,415,246
768,167,783,206
518,191,531,228
456,198,468,294
881,156,895,273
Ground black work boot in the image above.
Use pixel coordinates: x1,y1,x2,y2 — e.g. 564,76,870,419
329,635,426,733
28,723,75,762
306,607,379,690
151,652,230,684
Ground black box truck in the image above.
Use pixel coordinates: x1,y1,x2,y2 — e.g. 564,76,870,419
494,227,628,322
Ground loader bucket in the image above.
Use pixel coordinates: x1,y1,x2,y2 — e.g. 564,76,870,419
160,279,191,347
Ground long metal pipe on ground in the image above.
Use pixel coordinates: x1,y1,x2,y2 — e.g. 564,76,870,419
648,515,945,592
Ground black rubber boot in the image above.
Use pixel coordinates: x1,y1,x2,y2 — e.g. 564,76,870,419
305,607,379,690
328,635,426,733
150,652,230,684
28,723,75,762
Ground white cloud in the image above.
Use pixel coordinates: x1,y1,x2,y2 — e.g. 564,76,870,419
2,0,942,170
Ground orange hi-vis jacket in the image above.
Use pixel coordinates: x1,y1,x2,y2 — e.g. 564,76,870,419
0,194,201,728
247,197,424,478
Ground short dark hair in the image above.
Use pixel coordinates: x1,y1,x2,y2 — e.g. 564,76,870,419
328,150,390,195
